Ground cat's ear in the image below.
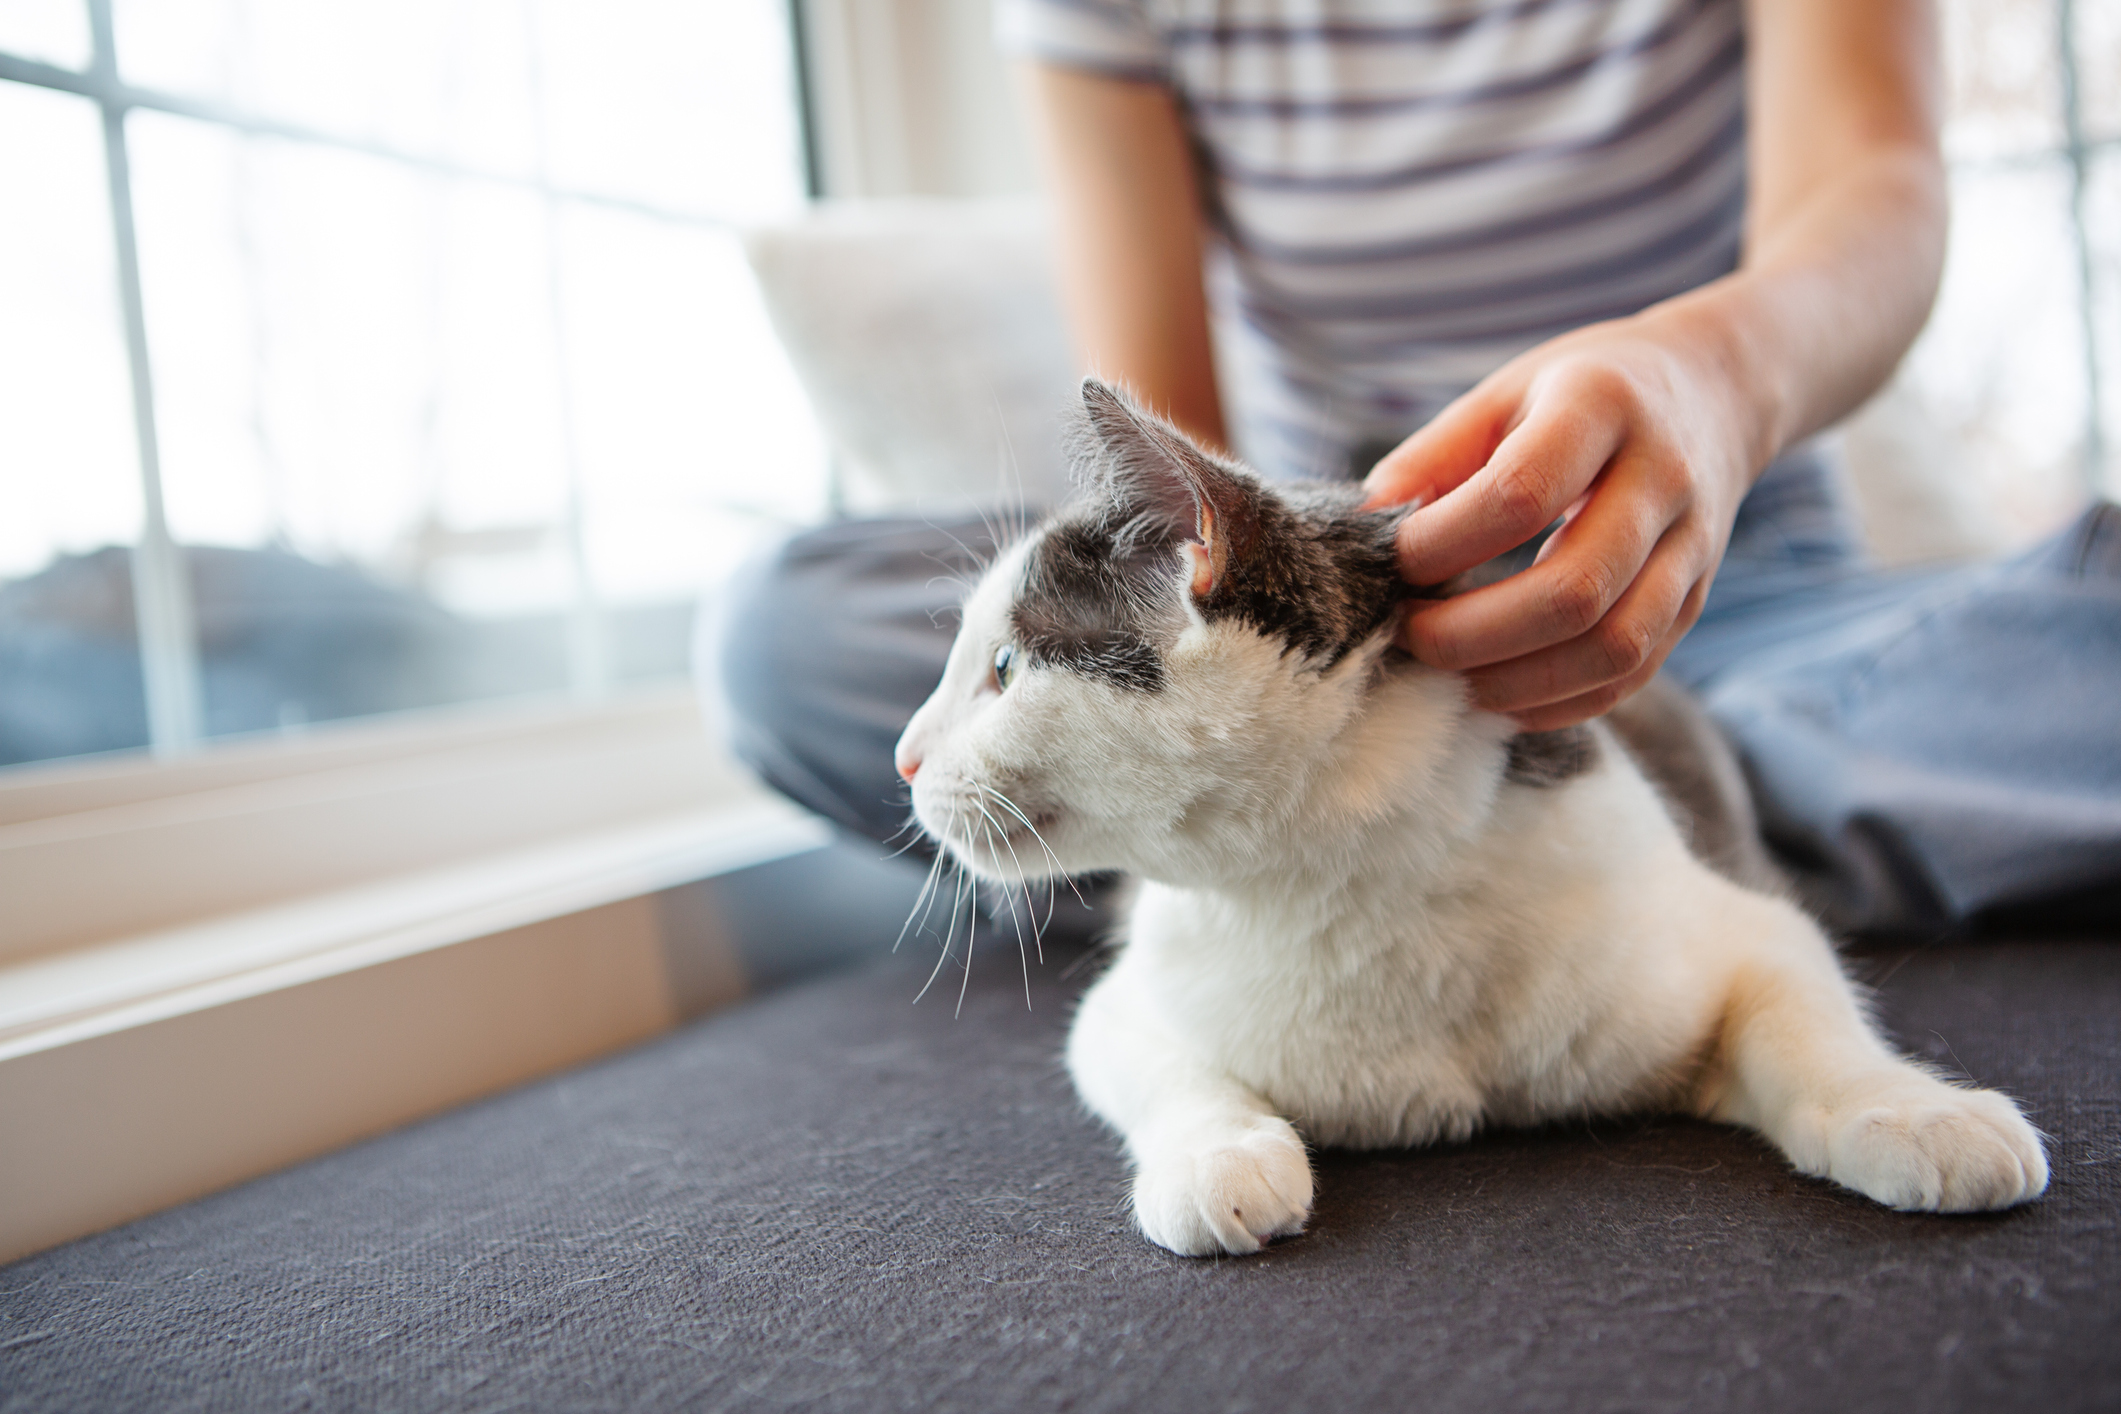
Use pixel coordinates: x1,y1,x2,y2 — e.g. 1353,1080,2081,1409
1079,378,1259,600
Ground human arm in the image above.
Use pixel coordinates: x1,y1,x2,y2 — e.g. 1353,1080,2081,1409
1361,0,1946,729
1021,62,1230,453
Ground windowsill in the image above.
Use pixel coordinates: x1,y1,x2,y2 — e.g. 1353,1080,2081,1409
0,794,825,1061
1,686,779,962
0,685,832,1264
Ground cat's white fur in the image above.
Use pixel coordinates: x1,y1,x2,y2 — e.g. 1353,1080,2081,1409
899,524,2048,1259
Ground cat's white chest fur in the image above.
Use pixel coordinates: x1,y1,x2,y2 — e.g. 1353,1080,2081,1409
1081,709,1740,1153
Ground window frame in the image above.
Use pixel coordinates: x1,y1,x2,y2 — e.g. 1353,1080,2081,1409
0,0,819,760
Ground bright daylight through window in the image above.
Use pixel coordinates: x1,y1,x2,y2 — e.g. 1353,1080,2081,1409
1895,0,2119,543
0,0,825,771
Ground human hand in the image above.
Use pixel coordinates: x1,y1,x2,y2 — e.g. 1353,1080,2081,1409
1361,312,1766,731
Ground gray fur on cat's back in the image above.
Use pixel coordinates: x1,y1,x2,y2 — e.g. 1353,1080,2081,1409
1605,678,1786,895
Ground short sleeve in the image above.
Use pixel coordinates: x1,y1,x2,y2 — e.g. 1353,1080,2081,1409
994,0,1169,82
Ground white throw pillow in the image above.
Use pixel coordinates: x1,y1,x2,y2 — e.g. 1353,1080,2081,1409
742,198,1079,518
745,198,2073,569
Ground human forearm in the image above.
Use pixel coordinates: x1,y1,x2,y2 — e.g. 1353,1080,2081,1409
1023,63,1229,452
1722,0,1946,461
1646,139,1946,479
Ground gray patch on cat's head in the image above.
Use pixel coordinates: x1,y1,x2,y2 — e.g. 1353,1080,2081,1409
1008,381,1432,691
1010,513,1172,691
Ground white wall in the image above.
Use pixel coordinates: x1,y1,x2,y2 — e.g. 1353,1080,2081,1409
799,0,1037,199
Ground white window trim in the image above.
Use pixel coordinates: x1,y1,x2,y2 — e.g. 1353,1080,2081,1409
0,687,832,1264
795,0,1036,204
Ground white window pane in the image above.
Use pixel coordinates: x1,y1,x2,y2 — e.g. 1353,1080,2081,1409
110,0,805,221
131,111,576,569
0,84,142,580
555,204,827,608
1940,0,2068,162
114,0,544,182
2089,152,2121,500
0,0,91,70
1896,160,2093,543
533,0,806,221
129,110,584,724
0,83,153,767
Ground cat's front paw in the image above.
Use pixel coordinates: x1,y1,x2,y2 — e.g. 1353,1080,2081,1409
1131,1118,1313,1257
1825,1081,2049,1212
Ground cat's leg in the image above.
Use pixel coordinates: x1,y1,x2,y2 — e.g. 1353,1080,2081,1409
1068,964,1313,1256
1699,894,2048,1212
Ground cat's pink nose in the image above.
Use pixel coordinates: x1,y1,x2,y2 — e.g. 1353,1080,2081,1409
895,749,920,782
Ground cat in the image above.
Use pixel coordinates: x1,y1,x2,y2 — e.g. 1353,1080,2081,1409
895,379,2048,1257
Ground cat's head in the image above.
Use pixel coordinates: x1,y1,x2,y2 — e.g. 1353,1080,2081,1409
897,380,1450,888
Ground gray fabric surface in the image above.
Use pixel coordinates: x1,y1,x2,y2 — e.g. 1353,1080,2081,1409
3,935,2116,1413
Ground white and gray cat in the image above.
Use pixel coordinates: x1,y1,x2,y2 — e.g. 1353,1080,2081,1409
897,380,2047,1257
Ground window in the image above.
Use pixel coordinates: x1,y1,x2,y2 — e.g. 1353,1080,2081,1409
0,0,827,771
1871,0,2119,549
0,4,848,1265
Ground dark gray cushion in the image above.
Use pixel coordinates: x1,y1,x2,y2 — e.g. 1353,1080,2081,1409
3,936,2116,1413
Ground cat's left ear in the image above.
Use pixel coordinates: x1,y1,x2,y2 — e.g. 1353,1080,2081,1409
1079,378,1259,599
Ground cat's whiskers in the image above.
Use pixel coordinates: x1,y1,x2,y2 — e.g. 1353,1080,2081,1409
956,816,1004,1017
983,787,1086,916
990,391,1034,549
967,795,1039,1009
913,849,977,1007
968,793,1037,887
925,521,994,592
976,785,1062,952
975,503,1009,578
892,838,951,956
878,811,931,862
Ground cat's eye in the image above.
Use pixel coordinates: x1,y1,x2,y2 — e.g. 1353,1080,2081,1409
992,643,1018,692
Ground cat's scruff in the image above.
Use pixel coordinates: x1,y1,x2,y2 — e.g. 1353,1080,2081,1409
896,380,2048,1257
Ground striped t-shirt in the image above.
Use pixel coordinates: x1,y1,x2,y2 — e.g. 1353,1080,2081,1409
998,0,1749,480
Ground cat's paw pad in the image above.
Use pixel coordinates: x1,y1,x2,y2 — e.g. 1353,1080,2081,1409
1826,1085,2049,1212
1131,1121,1313,1257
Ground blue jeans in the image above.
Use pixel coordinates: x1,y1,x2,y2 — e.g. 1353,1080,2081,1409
712,452,2121,936
1665,450,2121,933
